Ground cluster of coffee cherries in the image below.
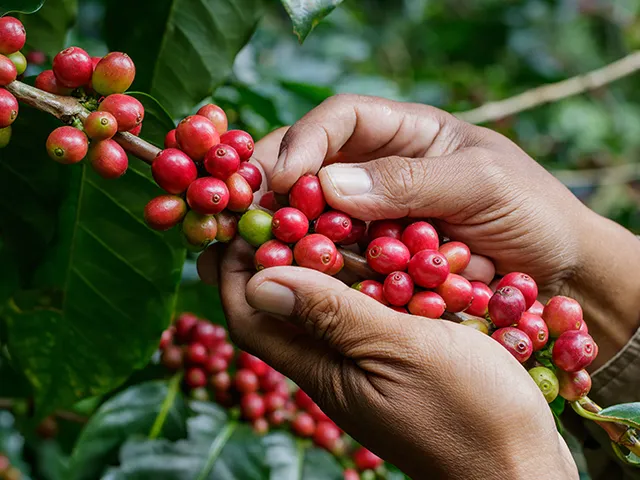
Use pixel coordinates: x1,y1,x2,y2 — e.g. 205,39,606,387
159,312,384,479
0,454,20,480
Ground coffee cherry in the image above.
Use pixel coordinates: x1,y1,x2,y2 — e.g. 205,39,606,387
366,237,410,274
295,388,314,410
151,148,197,194
91,52,135,95
466,282,493,317
294,234,338,273
197,104,228,135
185,342,208,365
128,123,142,136
255,239,293,270
88,139,128,179
264,391,287,413
217,340,234,360
174,312,198,342
204,144,240,180
86,56,101,92
315,210,352,243
211,371,232,392
326,251,344,276
407,250,450,288
289,174,326,220
190,321,219,349
0,89,18,127
435,274,473,312
214,211,238,243
7,51,26,75
352,280,387,305
204,355,228,375
238,210,274,247
461,318,490,334
225,173,253,212
383,271,414,306
164,129,178,149
0,54,17,86
240,392,266,420
496,272,538,310
407,291,446,318
528,366,559,403
259,191,281,212
557,369,592,401
186,177,229,215
99,94,144,131
516,312,548,351
272,207,309,243
237,162,262,192
185,367,207,389
313,421,343,453
353,447,383,472
220,129,254,161
261,369,286,392
235,368,260,393
160,345,183,370
267,409,288,427
542,296,584,338
552,330,597,372
53,46,93,88
344,469,360,480
488,286,526,328
292,412,316,437
339,218,367,246
175,115,219,161
35,70,72,95
83,111,118,140
46,126,87,164
181,211,218,251
401,221,439,255
0,17,26,55
389,306,409,314
238,351,269,376
367,219,404,240
491,327,533,363
159,328,174,350
27,50,46,65
0,126,11,148
528,300,544,316
579,321,589,333
439,241,471,274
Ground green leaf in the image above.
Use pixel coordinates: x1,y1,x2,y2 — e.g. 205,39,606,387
263,432,343,480
0,0,44,15
550,395,565,417
68,381,188,480
175,281,226,327
104,0,263,118
280,0,343,42
127,92,175,148
20,0,77,58
597,403,640,430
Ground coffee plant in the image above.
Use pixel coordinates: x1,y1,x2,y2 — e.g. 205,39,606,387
0,0,639,479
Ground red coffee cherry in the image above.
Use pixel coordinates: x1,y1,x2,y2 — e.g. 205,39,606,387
83,111,118,140
552,330,597,372
488,286,526,328
439,241,471,274
261,369,286,392
465,281,493,317
313,421,343,453
220,129,254,161
295,388,314,410
0,88,18,127
176,115,219,161
289,174,326,220
259,191,281,212
528,300,544,316
197,103,228,135
0,54,17,86
407,250,450,288
86,56,101,92
294,234,338,273
389,306,409,314
326,251,344,276
352,447,383,472
516,312,549,352
255,240,293,270
557,369,592,401
315,210,352,243
435,273,473,312
382,271,414,306
236,162,262,192
35,70,73,95
264,391,286,413
98,94,144,131
0,17,26,55
339,218,366,246
542,296,584,338
185,342,208,365
26,50,47,65
344,468,359,480
159,328,174,350
291,412,316,438
235,368,260,393
161,345,184,370
352,280,387,305
212,373,232,396
214,211,238,243
241,392,266,421
91,52,136,95
190,320,222,349
204,355,228,375
164,129,178,149
496,272,538,309
184,367,207,389
225,172,253,212
407,291,446,318
46,126,88,164
204,143,240,180
491,327,533,363
272,207,309,243
186,177,230,215
53,46,93,88
401,221,439,255
366,237,411,274
181,211,217,251
88,139,128,179
128,123,142,136
151,148,197,194
367,219,404,240
238,352,269,376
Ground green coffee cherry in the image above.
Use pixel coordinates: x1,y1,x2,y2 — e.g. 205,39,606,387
238,210,273,247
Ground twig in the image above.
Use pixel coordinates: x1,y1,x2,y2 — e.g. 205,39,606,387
456,51,640,124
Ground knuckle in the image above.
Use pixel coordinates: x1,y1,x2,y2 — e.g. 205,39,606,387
373,156,420,212
297,289,349,344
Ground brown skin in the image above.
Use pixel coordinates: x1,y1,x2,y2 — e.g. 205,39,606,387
199,94,640,479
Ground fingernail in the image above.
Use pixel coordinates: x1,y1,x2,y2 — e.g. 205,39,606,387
250,281,296,316
323,165,372,196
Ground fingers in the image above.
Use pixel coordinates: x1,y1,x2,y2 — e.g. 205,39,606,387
196,242,225,286
270,94,472,194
